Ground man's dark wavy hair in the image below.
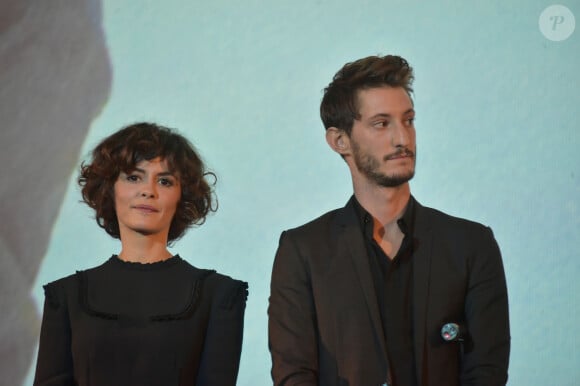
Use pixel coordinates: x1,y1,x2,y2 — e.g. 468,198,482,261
78,122,216,244
320,55,414,135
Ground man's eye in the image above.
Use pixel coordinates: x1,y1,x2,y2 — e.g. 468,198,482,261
373,121,388,128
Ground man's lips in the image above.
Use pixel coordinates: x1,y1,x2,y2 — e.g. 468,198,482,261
385,149,415,161
132,205,159,212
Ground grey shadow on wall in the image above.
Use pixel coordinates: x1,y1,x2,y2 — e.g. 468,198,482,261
0,0,111,384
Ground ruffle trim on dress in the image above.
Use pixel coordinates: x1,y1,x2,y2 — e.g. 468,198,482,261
152,270,216,321
76,270,118,320
43,284,61,310
220,281,249,310
109,254,182,270
75,269,216,322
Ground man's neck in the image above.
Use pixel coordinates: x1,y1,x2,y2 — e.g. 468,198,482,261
354,182,411,258
353,181,411,226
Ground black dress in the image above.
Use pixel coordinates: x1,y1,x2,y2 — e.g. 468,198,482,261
33,255,248,386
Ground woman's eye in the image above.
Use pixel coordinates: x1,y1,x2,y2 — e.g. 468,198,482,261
159,178,174,187
126,174,139,182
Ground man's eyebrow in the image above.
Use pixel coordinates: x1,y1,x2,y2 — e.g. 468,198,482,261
368,109,415,120
368,113,392,120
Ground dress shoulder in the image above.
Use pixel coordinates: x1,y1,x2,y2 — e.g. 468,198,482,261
204,271,249,310
41,257,114,310
42,273,78,310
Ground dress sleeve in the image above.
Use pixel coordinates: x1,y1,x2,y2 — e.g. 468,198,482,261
195,277,248,386
33,281,75,386
461,227,510,386
268,231,319,386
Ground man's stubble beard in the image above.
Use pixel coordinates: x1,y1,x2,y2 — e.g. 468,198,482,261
351,140,416,188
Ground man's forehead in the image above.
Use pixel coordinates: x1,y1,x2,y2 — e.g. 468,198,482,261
355,86,414,116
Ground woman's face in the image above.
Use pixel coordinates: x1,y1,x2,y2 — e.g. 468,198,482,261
114,157,181,240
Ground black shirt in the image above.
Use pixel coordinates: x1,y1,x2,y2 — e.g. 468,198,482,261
354,197,418,386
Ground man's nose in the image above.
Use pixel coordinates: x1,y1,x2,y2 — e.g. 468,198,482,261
391,121,411,147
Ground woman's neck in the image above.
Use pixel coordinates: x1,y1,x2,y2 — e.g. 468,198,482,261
117,232,172,263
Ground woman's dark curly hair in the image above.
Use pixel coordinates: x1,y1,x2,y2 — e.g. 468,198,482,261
78,122,216,244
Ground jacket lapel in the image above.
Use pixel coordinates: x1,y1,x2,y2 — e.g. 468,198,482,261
337,199,389,360
411,200,433,386
336,197,434,384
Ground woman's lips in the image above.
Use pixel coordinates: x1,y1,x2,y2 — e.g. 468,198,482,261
133,205,159,212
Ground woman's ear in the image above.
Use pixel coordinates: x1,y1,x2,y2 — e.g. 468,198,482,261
325,127,350,156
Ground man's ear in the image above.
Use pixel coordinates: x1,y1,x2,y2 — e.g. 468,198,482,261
325,127,350,156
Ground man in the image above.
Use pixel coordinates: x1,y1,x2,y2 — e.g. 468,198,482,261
268,55,510,386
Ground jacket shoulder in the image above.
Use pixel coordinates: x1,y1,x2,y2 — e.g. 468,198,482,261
417,201,493,234
283,206,344,238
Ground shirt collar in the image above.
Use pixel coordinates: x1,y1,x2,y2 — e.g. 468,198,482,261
352,195,416,238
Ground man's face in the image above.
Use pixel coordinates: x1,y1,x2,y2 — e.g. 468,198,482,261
347,86,416,188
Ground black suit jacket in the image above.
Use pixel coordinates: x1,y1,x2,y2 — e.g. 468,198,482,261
268,197,510,386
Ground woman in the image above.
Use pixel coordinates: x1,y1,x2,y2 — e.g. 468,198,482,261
34,122,248,386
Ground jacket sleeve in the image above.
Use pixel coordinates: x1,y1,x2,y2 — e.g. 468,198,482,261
461,227,510,386
196,277,248,386
268,231,319,386
33,282,75,386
